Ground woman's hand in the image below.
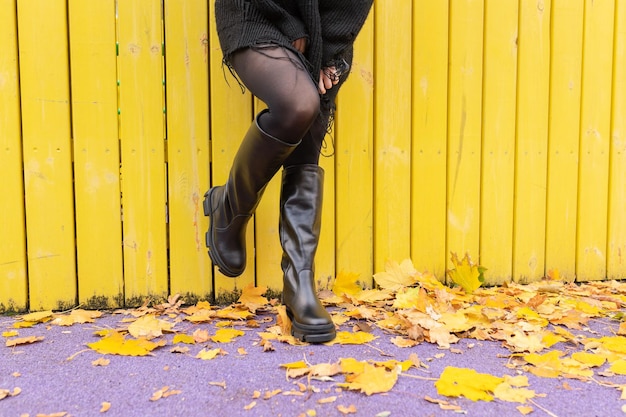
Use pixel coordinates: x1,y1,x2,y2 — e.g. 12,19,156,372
318,66,339,94
292,37,307,53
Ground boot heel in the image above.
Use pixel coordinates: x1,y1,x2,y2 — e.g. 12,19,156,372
202,189,214,217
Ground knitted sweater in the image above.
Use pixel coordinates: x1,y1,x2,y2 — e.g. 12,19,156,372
214,0,373,82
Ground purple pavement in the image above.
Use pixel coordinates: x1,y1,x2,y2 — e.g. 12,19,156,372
1,310,625,417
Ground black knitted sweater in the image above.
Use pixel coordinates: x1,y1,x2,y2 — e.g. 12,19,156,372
214,0,373,82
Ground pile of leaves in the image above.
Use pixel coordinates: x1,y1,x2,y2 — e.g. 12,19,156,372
3,253,626,416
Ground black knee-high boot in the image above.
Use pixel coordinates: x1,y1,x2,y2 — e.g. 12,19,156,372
280,164,336,343
203,110,299,277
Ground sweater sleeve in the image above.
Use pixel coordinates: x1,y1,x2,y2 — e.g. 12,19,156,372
250,0,308,42
318,0,373,64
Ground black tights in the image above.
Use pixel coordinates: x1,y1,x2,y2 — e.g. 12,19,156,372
230,45,346,167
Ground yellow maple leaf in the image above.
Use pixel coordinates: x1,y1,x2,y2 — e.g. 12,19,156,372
196,348,226,360
238,284,269,312
325,331,377,346
523,350,564,378
493,382,536,403
373,259,419,290
571,351,606,368
53,309,103,326
280,360,308,369
211,328,244,343
435,367,503,402
340,358,366,375
88,332,165,356
5,335,45,347
339,363,398,395
2,331,19,338
172,333,196,345
216,306,254,320
392,287,429,311
127,314,173,340
332,271,362,296
446,253,485,294
19,310,54,323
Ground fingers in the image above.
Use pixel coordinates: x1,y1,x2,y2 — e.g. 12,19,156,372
318,67,340,94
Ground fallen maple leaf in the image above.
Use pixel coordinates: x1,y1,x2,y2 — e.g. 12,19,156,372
337,404,358,415
339,363,398,395
100,401,111,412
127,314,173,340
172,333,195,344
435,367,503,402
87,332,165,356
0,387,21,400
325,331,377,345
238,284,269,312
196,348,227,360
53,309,103,326
332,271,363,296
446,252,485,294
211,328,244,343
373,259,420,290
5,335,44,347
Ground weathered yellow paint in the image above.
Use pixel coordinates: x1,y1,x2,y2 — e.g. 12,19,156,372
480,0,518,285
336,13,375,287
446,0,484,273
68,0,124,308
316,132,336,290
411,0,448,280
545,0,584,282
117,0,168,303
513,0,551,283
576,0,615,281
373,0,412,273
164,0,212,301
608,0,626,280
17,0,77,310
208,0,255,300
0,0,27,312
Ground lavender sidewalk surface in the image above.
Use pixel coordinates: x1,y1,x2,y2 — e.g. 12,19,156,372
1,308,625,417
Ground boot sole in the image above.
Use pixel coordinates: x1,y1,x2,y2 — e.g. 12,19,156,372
203,188,241,278
286,307,336,343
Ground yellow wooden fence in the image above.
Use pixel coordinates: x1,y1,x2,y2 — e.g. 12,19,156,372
1,0,625,312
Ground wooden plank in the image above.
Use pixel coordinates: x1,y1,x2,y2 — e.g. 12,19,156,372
373,0,412,273
164,0,212,302
68,0,124,308
411,0,448,280
607,0,626,280
480,0,518,285
316,125,336,291
208,0,255,302
576,0,615,281
336,13,375,287
513,0,551,283
0,0,28,312
545,0,584,282
446,0,484,273
17,0,76,311
117,0,169,304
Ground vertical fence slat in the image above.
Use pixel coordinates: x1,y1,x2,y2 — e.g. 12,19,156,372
373,0,412,272
208,0,255,301
480,0,518,285
545,0,584,282
68,0,124,308
336,13,375,287
411,0,448,280
117,0,168,304
608,0,626,280
0,0,27,312
513,0,551,283
17,0,76,310
576,0,615,281
164,0,212,301
446,0,484,271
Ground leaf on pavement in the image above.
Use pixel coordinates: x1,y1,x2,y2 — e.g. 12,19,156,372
172,333,196,344
446,253,485,294
0,387,21,400
127,314,173,340
211,328,244,343
19,310,54,324
5,335,44,347
53,309,103,326
435,367,504,402
325,331,377,346
196,348,227,360
87,332,165,356
339,363,398,395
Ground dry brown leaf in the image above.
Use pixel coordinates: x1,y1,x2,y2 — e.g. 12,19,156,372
92,357,110,366
317,396,337,404
5,336,44,347
238,284,269,312
244,401,257,410
337,404,358,414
